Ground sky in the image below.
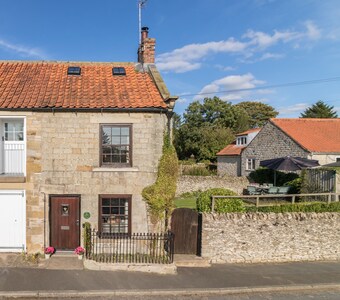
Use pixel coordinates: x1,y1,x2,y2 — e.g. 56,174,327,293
0,0,340,117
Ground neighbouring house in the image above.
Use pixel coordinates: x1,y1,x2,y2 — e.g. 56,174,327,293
218,118,340,177
0,27,177,253
217,128,261,176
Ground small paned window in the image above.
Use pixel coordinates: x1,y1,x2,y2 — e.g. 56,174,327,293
67,66,81,75
99,195,131,234
112,67,126,76
100,124,131,167
4,121,24,141
246,158,256,171
237,136,247,146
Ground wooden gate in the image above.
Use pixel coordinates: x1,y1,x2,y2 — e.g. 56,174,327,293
171,208,201,255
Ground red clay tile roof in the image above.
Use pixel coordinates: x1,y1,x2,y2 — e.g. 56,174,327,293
217,143,245,156
0,61,167,109
271,118,340,153
236,128,261,136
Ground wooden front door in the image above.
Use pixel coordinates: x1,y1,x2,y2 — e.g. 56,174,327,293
50,196,80,250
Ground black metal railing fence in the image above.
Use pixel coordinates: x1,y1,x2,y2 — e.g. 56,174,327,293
85,228,174,264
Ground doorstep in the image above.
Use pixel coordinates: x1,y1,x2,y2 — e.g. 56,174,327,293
174,254,211,267
39,254,84,270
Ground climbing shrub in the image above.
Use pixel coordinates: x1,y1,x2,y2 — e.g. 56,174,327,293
83,222,91,255
142,133,179,225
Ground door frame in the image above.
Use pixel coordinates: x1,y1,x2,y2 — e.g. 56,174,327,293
49,194,81,250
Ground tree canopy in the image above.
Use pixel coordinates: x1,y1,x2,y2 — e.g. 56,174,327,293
173,97,281,162
300,100,338,118
174,97,248,162
235,101,278,128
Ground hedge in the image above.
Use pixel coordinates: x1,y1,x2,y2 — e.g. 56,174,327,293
196,188,244,213
246,201,340,213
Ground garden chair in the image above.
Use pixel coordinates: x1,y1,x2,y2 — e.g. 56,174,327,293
246,186,261,195
267,187,279,194
277,186,290,194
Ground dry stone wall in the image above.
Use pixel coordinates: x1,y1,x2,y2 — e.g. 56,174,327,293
202,212,340,263
176,175,249,196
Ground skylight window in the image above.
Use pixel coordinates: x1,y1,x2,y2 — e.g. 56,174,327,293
112,67,126,76
67,66,81,75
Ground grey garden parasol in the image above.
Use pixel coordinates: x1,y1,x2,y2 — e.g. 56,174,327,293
260,156,320,185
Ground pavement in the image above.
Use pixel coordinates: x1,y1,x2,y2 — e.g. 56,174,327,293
1,254,340,298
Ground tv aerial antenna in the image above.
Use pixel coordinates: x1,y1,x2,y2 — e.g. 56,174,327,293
138,0,148,44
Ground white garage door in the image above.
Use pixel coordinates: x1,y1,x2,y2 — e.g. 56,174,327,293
0,190,26,252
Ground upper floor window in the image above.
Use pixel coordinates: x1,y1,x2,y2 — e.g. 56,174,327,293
246,158,256,171
100,124,132,167
236,136,247,146
4,121,24,141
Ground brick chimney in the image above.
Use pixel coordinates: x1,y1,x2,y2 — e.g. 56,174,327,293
138,27,156,64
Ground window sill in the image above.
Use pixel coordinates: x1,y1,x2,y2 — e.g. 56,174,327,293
0,175,26,183
93,167,139,172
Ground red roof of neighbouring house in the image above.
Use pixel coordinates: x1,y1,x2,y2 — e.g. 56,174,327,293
0,61,167,109
217,128,261,156
236,128,261,136
217,143,245,156
271,118,340,153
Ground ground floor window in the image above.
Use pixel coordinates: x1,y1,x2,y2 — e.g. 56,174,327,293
246,158,256,171
99,195,131,234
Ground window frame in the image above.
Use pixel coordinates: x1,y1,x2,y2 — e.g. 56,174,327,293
99,124,132,167
98,194,132,235
236,136,247,146
246,158,256,171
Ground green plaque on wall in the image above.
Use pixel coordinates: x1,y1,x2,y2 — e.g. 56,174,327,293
83,212,91,219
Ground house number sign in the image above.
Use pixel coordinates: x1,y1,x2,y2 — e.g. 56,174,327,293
83,212,90,219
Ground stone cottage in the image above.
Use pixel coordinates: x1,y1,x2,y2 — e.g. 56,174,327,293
0,27,177,253
218,118,340,177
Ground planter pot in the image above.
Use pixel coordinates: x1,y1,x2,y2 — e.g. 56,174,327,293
78,254,83,260
45,253,51,260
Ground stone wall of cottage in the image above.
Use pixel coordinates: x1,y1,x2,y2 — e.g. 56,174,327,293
0,111,167,253
0,111,44,253
241,121,309,176
202,212,340,263
217,156,240,176
176,175,249,196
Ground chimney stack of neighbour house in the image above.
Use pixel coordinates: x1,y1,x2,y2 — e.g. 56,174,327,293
138,27,155,64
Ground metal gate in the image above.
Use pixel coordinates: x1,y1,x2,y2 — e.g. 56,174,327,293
171,208,201,255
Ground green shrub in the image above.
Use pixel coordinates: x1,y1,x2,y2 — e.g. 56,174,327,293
142,133,179,224
183,165,211,176
197,188,244,213
284,177,302,194
246,201,340,213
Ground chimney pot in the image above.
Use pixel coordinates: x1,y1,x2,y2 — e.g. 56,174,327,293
141,26,149,41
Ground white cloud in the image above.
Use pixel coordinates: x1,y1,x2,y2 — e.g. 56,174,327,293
156,38,247,73
243,29,299,49
304,20,321,40
156,21,322,73
0,39,48,59
194,73,266,101
259,52,285,60
278,103,309,116
214,64,236,71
